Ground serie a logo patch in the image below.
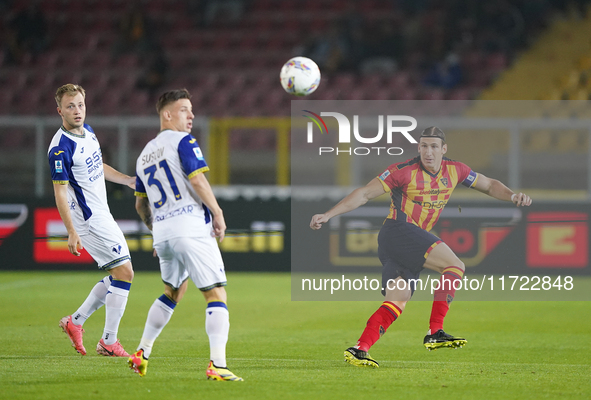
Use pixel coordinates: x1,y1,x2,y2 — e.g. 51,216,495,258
55,160,63,173
193,147,204,160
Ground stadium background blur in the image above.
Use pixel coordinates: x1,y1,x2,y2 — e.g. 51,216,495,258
1,0,591,271
1,2,591,399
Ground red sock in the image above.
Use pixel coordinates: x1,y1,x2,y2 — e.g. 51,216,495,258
429,266,464,333
357,302,402,352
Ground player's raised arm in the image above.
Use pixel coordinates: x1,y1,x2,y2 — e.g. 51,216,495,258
310,177,387,230
52,182,83,256
103,163,135,189
472,173,532,206
189,172,226,242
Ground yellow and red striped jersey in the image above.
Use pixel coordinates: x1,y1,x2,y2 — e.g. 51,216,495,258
378,156,478,231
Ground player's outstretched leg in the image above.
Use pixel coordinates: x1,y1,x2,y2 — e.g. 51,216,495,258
128,294,177,376
344,300,403,368
423,330,467,350
204,299,242,381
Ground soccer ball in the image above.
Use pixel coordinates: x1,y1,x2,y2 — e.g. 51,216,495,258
279,57,321,96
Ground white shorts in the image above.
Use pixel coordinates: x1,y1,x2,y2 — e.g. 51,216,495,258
154,236,227,291
80,217,131,270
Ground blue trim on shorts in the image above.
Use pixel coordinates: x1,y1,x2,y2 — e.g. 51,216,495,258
199,281,227,292
207,301,227,310
99,255,131,270
158,294,177,309
110,279,132,291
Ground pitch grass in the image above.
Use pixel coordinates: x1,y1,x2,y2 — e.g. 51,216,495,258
0,271,589,400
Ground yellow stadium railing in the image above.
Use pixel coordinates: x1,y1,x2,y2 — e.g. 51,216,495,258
207,117,291,185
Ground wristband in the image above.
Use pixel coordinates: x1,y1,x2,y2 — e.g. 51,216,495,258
511,193,517,202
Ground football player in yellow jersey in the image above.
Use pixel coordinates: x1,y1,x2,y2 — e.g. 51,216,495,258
310,127,532,368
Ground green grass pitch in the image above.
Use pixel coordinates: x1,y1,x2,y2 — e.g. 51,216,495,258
0,271,589,399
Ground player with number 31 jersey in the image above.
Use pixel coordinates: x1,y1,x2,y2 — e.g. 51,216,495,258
135,131,211,243
130,89,241,381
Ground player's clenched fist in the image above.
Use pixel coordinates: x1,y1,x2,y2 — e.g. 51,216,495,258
310,214,329,230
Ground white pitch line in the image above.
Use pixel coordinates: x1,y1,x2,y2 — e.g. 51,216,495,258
0,278,56,291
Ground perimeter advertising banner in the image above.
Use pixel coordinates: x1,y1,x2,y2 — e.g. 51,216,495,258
0,197,290,272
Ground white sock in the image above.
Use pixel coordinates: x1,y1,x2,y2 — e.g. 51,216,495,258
102,280,131,345
138,295,176,358
72,276,111,326
205,301,230,368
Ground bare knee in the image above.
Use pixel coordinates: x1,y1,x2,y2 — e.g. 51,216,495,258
202,286,227,303
164,280,188,303
109,262,134,282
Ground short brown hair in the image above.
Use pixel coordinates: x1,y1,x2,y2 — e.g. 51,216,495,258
420,126,446,143
55,84,85,107
156,89,192,113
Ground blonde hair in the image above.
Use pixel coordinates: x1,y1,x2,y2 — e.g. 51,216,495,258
55,84,86,107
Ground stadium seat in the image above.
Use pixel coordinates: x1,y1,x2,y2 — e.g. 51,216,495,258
486,52,508,72
373,88,393,100
386,72,410,90
396,88,418,100
0,92,13,114
447,88,472,100
421,88,445,100
343,88,366,100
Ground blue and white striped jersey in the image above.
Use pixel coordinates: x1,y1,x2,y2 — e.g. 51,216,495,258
48,124,111,231
135,130,211,243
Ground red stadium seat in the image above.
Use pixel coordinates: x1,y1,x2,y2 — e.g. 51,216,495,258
447,87,472,101
421,88,445,100
330,73,357,89
317,87,341,100
0,92,14,114
486,52,508,72
373,88,393,100
396,88,418,100
343,88,366,100
126,91,151,115
360,75,384,91
386,72,411,90
114,54,138,69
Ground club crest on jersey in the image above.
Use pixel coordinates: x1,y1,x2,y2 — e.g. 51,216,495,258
193,147,204,160
55,160,63,173
111,244,122,255
441,177,449,187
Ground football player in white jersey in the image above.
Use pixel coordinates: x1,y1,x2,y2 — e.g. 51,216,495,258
129,89,242,381
49,84,135,357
